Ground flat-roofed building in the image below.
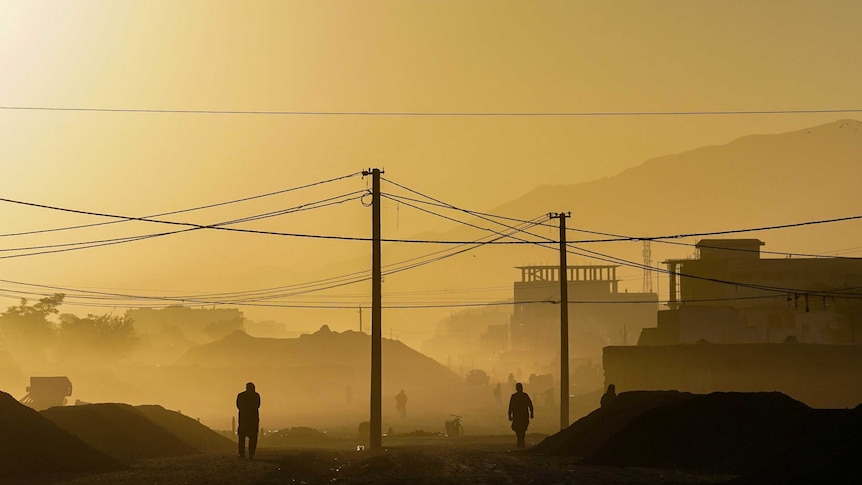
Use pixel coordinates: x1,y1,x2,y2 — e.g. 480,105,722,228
639,239,862,345
511,264,658,364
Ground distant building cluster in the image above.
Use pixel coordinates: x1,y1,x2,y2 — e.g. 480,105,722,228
126,306,245,344
423,263,659,390
509,264,657,358
639,239,862,345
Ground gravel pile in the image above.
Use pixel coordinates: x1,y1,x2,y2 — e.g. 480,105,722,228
0,390,123,478
41,403,198,463
134,404,235,452
536,390,861,478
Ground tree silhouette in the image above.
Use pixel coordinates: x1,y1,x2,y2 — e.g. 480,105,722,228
0,294,64,353
58,313,138,360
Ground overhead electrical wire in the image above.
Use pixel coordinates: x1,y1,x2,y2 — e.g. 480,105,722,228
5,185,859,250
192,214,548,304
381,191,862,296
0,191,366,259
388,179,862,301
381,176,862,247
561,216,862,248
0,214,548,308
0,195,547,245
2,105,862,117
1,285,839,311
3,175,861,311
382,180,862,301
0,171,363,238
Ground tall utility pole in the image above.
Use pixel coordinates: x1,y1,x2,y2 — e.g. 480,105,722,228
364,168,383,450
550,211,571,430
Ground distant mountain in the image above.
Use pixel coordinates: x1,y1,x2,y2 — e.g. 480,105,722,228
281,119,862,343
492,118,862,239
387,118,862,299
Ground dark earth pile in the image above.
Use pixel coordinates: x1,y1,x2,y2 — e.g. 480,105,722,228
536,390,862,480
727,404,862,485
582,392,813,474
532,390,695,456
41,403,198,463
134,404,235,452
0,390,123,478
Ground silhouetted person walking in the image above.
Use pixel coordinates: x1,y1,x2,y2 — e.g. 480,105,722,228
508,382,534,448
601,384,617,408
395,389,407,417
236,382,260,459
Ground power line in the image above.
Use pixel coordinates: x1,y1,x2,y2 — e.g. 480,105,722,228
0,195,547,245
561,242,862,299
443,202,862,300
0,171,362,238
380,179,862,299
0,216,547,307
380,178,862,247
5,286,859,311
564,215,862,245
0,191,365,259
6,185,859,250
381,194,542,244
3,105,862,117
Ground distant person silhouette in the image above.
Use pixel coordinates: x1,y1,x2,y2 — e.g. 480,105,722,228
236,382,261,459
508,382,534,448
507,372,515,389
601,384,617,408
493,383,502,408
395,389,408,417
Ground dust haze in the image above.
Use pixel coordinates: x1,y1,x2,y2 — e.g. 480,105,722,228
3,2,862,482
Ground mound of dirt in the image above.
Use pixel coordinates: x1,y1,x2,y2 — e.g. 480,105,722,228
134,404,235,452
728,404,862,484
532,390,695,456
0,390,123,478
583,392,816,474
176,328,461,388
41,403,197,463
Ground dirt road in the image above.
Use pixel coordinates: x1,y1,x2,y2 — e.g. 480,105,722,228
41,435,732,485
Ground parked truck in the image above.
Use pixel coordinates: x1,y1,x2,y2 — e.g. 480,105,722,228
19,376,72,410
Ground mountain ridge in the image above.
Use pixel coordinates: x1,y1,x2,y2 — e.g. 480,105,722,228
243,118,862,345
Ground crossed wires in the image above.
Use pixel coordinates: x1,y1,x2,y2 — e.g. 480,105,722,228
0,171,551,309
379,177,862,304
2,172,862,310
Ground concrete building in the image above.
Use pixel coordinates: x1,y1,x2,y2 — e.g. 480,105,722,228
604,239,862,409
126,306,245,344
510,264,658,364
639,239,862,345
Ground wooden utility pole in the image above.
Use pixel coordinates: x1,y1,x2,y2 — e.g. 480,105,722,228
367,168,383,450
550,211,571,430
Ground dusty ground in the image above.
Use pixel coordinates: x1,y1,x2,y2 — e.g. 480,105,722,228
32,435,733,485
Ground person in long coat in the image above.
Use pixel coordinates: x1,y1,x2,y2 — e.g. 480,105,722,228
507,382,534,448
236,382,261,459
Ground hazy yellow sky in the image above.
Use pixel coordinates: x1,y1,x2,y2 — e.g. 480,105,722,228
1,1,861,336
